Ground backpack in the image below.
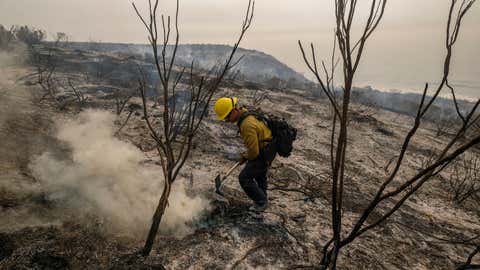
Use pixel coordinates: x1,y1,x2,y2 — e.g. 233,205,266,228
238,111,297,157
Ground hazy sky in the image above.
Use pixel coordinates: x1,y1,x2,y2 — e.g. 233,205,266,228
1,0,479,97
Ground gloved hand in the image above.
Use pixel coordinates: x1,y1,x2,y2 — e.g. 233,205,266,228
239,156,247,165
224,152,243,162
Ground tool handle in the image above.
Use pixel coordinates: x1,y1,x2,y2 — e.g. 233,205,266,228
224,161,242,178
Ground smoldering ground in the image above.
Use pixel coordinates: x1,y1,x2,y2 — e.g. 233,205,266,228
28,109,211,237
0,50,209,239
0,51,59,231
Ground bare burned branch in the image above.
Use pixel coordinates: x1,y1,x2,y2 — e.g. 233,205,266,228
132,0,255,256
448,154,480,204
300,0,479,268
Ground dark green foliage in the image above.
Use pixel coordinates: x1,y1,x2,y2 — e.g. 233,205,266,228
0,25,15,50
0,24,45,50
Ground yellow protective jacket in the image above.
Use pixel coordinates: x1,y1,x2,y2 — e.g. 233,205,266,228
238,109,273,160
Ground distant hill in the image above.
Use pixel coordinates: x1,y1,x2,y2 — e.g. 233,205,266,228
65,42,312,89
350,86,476,122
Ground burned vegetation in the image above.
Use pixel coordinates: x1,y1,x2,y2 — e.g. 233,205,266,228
1,0,480,269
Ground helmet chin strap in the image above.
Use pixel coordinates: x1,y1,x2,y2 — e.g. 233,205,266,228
228,97,237,121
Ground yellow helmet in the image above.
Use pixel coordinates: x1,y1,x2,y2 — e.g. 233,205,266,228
214,97,238,120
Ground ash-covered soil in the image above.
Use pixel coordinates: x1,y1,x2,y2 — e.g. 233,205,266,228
0,49,479,269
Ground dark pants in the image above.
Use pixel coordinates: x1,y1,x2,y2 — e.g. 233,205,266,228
239,144,276,206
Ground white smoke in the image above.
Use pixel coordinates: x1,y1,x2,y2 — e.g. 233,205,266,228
29,109,210,237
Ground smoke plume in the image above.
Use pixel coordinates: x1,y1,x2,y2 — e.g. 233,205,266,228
29,109,210,237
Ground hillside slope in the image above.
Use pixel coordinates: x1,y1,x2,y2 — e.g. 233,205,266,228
65,42,311,89
0,50,479,269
